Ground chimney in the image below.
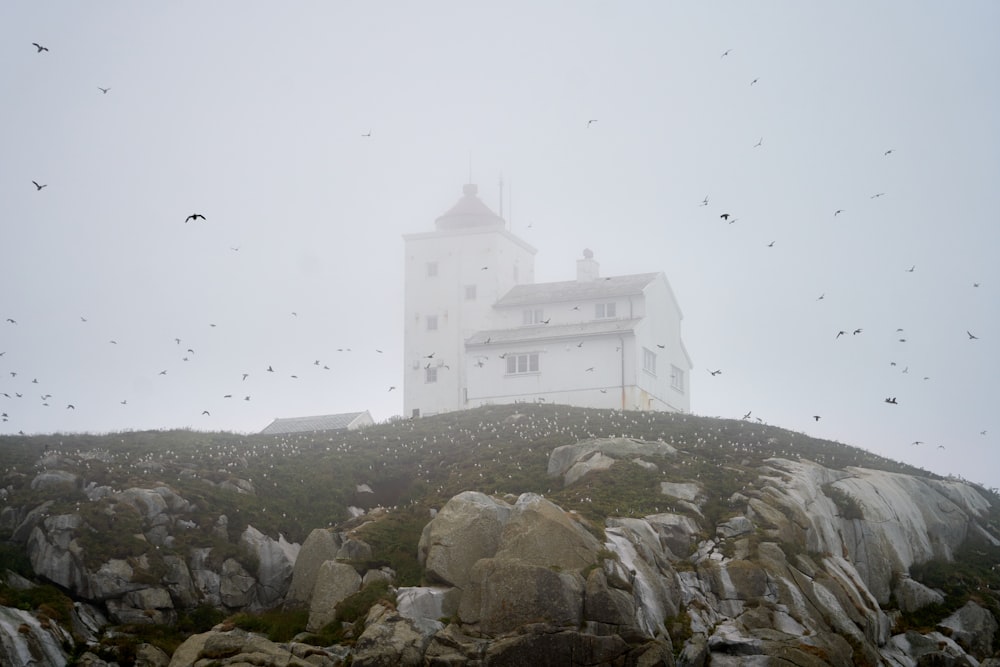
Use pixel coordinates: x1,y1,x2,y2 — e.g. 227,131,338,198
577,248,599,282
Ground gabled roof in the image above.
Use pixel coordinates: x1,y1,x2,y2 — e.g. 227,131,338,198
495,273,660,307
260,411,372,435
466,318,642,346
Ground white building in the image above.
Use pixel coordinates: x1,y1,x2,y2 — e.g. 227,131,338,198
403,184,692,417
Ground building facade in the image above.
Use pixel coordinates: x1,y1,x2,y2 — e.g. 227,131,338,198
403,184,691,417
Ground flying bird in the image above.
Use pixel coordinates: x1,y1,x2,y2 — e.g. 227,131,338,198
906,265,915,273
871,192,886,199
361,130,372,137
185,214,206,223
813,415,821,421
32,42,49,52
834,209,844,216
967,331,979,340
912,441,923,446
709,369,722,376
767,241,775,248
202,410,210,416
742,411,752,420
853,328,862,335
388,386,396,392
884,397,898,405
836,330,847,338
97,87,110,94
884,149,894,156
699,196,709,207
585,367,595,372
754,137,763,148
586,119,598,127
721,49,733,58
719,213,731,221
32,181,47,191
750,78,759,85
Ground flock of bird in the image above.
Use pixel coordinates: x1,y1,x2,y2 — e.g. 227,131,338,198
3,33,993,481
682,45,990,456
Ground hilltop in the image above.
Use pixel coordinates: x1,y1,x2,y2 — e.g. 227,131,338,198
1,404,998,665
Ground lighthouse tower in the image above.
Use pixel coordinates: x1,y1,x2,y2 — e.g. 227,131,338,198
402,184,536,417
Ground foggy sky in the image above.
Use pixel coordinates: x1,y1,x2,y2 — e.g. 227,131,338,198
2,2,998,489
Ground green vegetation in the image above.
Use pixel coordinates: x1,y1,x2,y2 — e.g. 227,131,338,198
1,403,998,660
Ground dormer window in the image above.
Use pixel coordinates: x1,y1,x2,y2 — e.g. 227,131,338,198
595,302,616,319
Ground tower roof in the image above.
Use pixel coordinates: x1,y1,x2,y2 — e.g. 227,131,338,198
435,183,505,230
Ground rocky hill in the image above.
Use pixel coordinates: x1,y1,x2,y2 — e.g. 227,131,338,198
1,404,998,666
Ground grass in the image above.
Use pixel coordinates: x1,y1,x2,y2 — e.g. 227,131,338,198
1,403,998,657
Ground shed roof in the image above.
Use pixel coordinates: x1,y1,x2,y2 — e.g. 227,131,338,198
495,273,660,307
260,411,371,435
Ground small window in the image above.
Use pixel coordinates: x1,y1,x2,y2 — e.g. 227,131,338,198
425,367,438,383
595,302,617,319
426,315,438,331
506,353,539,375
671,365,684,393
643,348,656,375
426,261,438,277
522,308,544,325
411,408,420,418
465,285,477,300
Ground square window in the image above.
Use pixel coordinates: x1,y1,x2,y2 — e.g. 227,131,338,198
506,353,539,375
425,367,438,383
427,315,438,331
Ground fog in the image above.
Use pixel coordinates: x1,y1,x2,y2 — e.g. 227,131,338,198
2,2,998,488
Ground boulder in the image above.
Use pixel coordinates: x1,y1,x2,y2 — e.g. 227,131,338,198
240,524,299,608
307,560,362,632
458,558,585,635
219,557,257,609
548,437,677,486
29,470,79,492
396,586,460,623
495,493,602,571
168,627,339,667
484,625,633,667
351,602,443,667
893,575,944,613
938,600,998,659
287,528,342,604
418,491,512,589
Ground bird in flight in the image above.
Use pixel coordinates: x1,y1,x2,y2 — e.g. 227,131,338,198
720,213,731,221
834,209,844,216
767,241,775,248
361,130,372,137
742,411,752,420
202,410,210,416
185,214,206,223
906,265,915,273
884,397,898,405
721,49,733,58
836,330,847,338
388,386,396,392
884,149,894,156
750,78,759,86
699,196,709,207
871,192,886,199
754,137,763,148
813,415,821,421
32,42,49,52
967,331,979,340
98,87,110,94
853,328,862,335
709,369,722,376
817,294,825,301
912,441,923,446
585,367,595,372
32,181,47,191
586,119,598,127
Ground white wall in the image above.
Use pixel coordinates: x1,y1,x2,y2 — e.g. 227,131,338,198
403,226,534,417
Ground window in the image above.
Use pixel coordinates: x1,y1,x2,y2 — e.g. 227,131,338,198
426,261,438,277
643,348,656,375
426,315,438,331
465,285,477,300
506,353,539,375
522,308,544,325
671,365,684,393
595,302,617,319
425,367,438,383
